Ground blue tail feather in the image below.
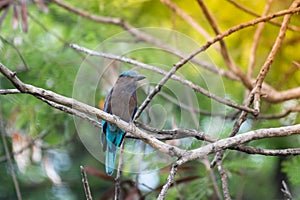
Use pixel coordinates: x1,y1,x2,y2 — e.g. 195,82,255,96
104,124,126,176
105,146,116,176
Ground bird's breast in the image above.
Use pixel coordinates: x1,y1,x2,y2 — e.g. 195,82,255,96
110,88,137,122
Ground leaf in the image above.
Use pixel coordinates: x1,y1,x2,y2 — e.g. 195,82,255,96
282,156,300,186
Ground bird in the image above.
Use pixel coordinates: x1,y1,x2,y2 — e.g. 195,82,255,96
101,70,145,176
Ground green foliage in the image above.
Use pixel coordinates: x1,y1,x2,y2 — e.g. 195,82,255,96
282,156,300,186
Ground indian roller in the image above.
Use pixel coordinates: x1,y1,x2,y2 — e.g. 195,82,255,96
101,70,145,176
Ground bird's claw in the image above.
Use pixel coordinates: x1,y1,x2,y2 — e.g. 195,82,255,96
112,115,120,123
128,122,136,134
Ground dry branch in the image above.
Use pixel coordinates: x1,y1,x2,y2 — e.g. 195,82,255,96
70,44,257,114
247,0,274,78
80,166,93,200
0,62,184,157
251,0,300,113
226,0,300,32
217,159,231,200
1,62,300,199
160,0,212,41
1,62,300,162
157,163,179,200
53,0,300,104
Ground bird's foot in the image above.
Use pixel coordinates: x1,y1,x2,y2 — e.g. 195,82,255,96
128,121,136,135
112,114,120,123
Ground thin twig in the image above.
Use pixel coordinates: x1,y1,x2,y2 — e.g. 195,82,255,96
70,44,257,114
36,96,102,129
212,0,300,168
179,124,300,164
50,0,233,80
2,87,294,121
133,43,209,120
292,61,300,68
197,0,251,88
247,0,274,78
0,89,20,94
211,108,252,168
157,163,179,200
135,122,216,142
281,180,292,200
54,0,300,104
158,91,215,116
62,0,300,103
135,122,300,156
114,141,125,200
0,35,29,70
251,0,300,113
160,0,213,41
233,146,300,156
0,62,185,157
1,63,300,166
256,106,300,119
50,0,122,25
80,166,93,200
217,159,231,200
0,102,22,200
202,158,223,200
225,0,300,32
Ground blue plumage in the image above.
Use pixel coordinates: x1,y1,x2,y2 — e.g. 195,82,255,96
101,70,145,176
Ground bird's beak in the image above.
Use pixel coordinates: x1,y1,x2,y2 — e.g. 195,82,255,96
135,75,146,81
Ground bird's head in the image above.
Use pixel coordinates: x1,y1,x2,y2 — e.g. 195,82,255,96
119,70,146,81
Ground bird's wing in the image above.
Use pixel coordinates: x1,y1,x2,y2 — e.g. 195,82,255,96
103,88,113,113
101,88,114,152
129,92,138,120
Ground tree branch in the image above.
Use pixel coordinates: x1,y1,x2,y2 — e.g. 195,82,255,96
233,146,300,156
0,89,20,95
281,180,292,200
211,0,300,168
160,0,213,42
157,163,179,200
225,0,300,32
197,0,252,88
0,35,29,70
251,0,300,113
70,44,257,114
114,142,124,200
247,0,274,78
54,0,300,104
179,124,300,164
50,0,234,80
80,166,93,200
217,159,231,200
1,62,300,174
0,62,185,158
133,40,213,120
